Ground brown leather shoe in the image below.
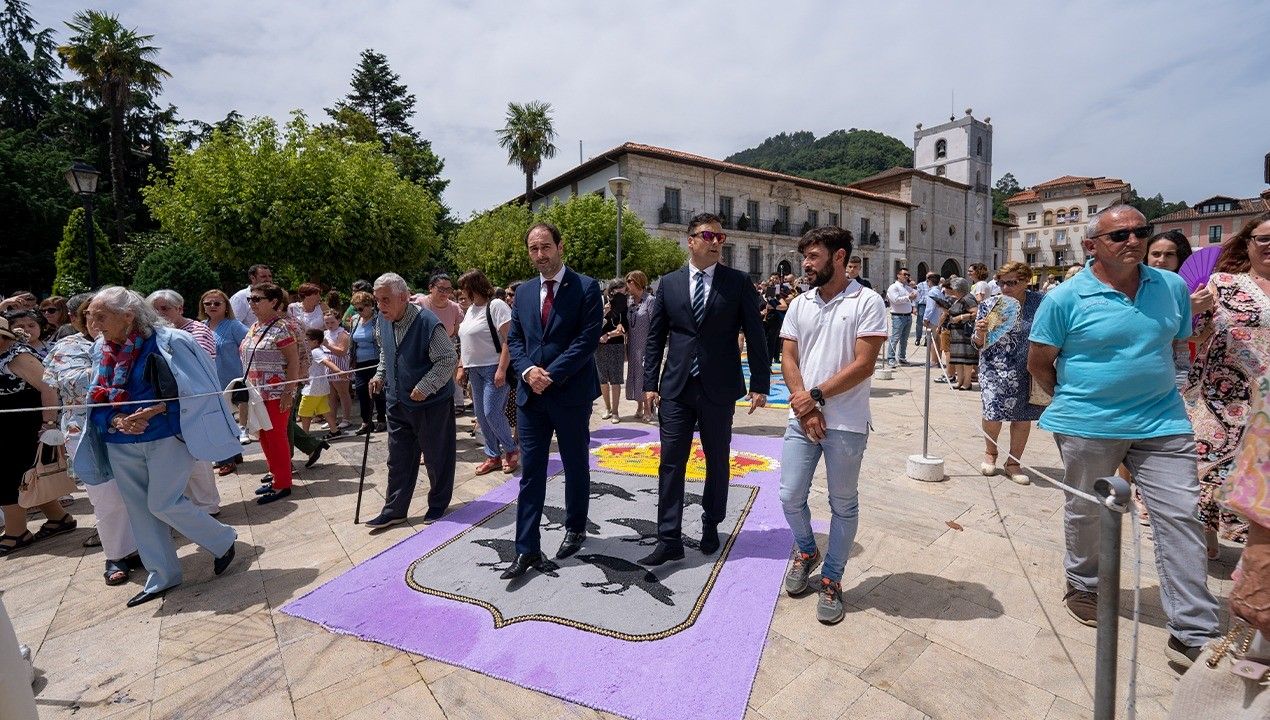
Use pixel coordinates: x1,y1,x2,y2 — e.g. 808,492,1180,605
1063,583,1098,627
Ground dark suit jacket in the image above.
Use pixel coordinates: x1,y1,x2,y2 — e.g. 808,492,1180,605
508,268,603,407
643,263,771,405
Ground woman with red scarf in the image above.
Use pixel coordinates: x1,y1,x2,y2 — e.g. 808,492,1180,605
75,287,239,608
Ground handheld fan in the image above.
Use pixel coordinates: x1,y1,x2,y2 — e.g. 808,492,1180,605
982,295,1020,348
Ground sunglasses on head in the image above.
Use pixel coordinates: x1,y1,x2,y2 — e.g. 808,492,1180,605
1090,225,1153,244
690,230,727,243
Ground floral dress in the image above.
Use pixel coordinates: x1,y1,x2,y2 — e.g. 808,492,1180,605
1184,272,1270,542
976,291,1045,422
624,292,656,400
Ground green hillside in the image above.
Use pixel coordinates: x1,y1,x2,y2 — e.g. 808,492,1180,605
726,129,912,185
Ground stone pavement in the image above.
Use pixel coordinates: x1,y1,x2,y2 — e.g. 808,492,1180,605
2,363,1235,719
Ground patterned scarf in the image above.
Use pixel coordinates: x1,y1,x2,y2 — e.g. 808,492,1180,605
89,330,144,405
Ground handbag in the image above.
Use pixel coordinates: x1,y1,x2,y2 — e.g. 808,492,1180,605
1168,625,1269,719
486,304,517,391
18,442,78,509
229,318,282,404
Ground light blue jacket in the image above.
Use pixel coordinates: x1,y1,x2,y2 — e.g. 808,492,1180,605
74,326,242,485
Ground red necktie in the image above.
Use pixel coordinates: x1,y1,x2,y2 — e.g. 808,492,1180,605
541,279,555,329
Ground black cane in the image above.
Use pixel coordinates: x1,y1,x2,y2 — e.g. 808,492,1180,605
354,423,371,524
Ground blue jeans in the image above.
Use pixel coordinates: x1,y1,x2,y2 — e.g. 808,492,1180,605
779,421,867,582
914,303,926,343
469,365,516,458
886,313,912,363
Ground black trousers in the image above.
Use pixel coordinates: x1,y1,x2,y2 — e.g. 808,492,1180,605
352,358,386,424
514,396,591,555
656,376,735,548
382,398,456,519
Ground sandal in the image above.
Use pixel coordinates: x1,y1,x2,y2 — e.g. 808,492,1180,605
980,452,998,476
1004,462,1031,485
0,531,34,556
82,530,102,548
104,558,131,586
33,515,77,541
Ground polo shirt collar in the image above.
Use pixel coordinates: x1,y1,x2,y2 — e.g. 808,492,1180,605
1071,260,1155,297
808,279,863,306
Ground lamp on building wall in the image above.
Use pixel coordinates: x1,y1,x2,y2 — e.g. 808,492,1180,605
63,159,101,289
608,176,632,277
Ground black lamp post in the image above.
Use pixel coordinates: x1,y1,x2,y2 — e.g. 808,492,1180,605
63,160,101,290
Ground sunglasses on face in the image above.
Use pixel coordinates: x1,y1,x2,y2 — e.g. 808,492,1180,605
202,300,223,307
690,231,727,243
247,296,268,304
41,307,59,314
1089,225,1153,244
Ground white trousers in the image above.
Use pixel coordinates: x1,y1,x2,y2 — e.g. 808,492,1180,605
184,461,220,515
0,598,38,720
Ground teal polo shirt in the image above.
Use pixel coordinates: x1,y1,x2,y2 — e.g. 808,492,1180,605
1028,262,1192,439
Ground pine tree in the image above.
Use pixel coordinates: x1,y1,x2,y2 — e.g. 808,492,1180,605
327,48,417,146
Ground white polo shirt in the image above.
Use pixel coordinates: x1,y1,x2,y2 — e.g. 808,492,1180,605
780,281,888,434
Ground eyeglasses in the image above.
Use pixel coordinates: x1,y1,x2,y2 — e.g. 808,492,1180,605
1089,225,1153,244
247,296,268,304
1250,235,1270,247
690,231,727,243
40,307,60,314
999,279,1024,288
202,300,223,307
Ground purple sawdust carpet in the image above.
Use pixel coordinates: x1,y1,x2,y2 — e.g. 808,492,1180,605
283,426,791,720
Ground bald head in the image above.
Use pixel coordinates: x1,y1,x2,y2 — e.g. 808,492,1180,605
1087,205,1145,239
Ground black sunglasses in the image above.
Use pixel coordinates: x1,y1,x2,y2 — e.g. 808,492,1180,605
247,296,268,304
1089,225,1153,244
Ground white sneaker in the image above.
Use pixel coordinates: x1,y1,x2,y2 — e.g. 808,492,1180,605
239,430,252,445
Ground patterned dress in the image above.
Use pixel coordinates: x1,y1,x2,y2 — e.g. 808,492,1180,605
241,316,306,401
624,292,656,400
976,291,1045,422
945,295,980,366
1185,273,1270,542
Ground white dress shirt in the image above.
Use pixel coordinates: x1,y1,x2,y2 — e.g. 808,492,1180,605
886,281,916,314
230,286,257,326
537,265,568,314
687,261,717,307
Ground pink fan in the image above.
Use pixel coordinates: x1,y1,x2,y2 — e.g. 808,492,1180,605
1179,246,1221,292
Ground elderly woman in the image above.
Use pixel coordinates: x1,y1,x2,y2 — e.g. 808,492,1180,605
341,280,373,327
624,271,656,422
75,287,238,606
943,277,979,390
43,293,139,583
348,290,385,433
456,269,517,474
39,296,74,341
972,262,1044,484
289,282,326,331
242,282,306,504
0,316,74,556
148,290,221,514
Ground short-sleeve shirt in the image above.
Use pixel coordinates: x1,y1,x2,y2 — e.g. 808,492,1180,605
241,317,301,400
779,281,888,434
289,302,326,331
458,299,512,368
1028,262,1193,439
303,347,332,397
413,296,463,336
178,318,216,358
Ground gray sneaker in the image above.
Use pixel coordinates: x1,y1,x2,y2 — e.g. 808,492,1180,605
817,578,846,625
784,547,822,596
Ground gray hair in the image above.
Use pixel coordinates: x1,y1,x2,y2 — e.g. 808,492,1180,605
1086,203,1143,238
66,292,94,317
93,286,168,337
949,277,973,295
146,289,184,309
373,272,410,295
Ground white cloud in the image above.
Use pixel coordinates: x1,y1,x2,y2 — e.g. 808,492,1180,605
39,0,1270,216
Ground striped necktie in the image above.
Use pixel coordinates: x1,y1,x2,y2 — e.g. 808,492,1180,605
691,270,705,375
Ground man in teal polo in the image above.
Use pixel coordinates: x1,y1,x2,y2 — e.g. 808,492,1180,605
1028,204,1219,669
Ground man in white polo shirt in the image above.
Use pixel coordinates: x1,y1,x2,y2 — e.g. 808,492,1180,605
884,268,917,367
779,227,887,625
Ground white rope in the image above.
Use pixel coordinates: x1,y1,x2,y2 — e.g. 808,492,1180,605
0,367,363,415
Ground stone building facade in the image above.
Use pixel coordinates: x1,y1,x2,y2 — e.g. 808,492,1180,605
1003,175,1132,271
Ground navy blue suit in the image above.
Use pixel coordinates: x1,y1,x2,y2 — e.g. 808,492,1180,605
507,268,603,555
643,263,770,548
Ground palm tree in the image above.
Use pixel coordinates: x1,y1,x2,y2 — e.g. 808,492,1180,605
496,100,558,202
57,10,170,242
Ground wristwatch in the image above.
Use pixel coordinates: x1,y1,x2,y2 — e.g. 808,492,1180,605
809,387,825,407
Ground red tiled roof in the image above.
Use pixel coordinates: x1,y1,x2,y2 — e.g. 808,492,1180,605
1004,175,1130,205
512,142,914,209
1153,197,1268,223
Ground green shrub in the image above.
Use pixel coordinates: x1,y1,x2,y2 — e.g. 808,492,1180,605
133,244,220,317
52,207,123,295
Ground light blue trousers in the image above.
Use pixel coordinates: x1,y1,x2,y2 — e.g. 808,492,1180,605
469,365,516,458
779,421,868,582
106,437,236,593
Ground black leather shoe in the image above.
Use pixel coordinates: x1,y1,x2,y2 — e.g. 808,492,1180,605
699,523,720,555
256,487,291,505
555,530,584,559
254,484,275,495
214,543,236,575
423,507,446,522
639,543,685,567
305,441,330,468
126,588,168,608
501,552,542,580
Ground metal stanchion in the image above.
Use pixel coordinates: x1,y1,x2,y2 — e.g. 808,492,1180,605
1093,474,1131,720
907,338,945,482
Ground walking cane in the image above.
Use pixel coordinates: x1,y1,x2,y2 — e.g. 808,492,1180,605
353,423,371,524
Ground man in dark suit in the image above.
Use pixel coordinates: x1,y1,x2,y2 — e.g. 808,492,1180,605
502,222,603,580
641,213,771,566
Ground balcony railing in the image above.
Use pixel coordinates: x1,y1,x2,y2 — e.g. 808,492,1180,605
1022,238,1041,250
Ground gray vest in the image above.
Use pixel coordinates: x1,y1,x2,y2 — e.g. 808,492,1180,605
378,310,453,408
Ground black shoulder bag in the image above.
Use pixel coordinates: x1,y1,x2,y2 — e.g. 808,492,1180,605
485,305,517,391
228,318,282,404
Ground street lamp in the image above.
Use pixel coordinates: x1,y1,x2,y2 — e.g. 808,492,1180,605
608,176,631,278
63,160,101,290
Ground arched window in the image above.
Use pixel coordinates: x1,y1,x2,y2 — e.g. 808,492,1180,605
1043,210,1054,226
1070,206,1081,219
1057,209,1067,223
976,137,983,156
935,139,947,159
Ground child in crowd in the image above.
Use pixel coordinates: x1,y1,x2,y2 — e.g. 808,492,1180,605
298,328,344,438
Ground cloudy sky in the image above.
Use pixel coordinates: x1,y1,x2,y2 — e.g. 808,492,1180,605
36,1,1270,217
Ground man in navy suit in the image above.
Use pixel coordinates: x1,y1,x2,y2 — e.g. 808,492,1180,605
641,213,771,566
503,222,603,580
